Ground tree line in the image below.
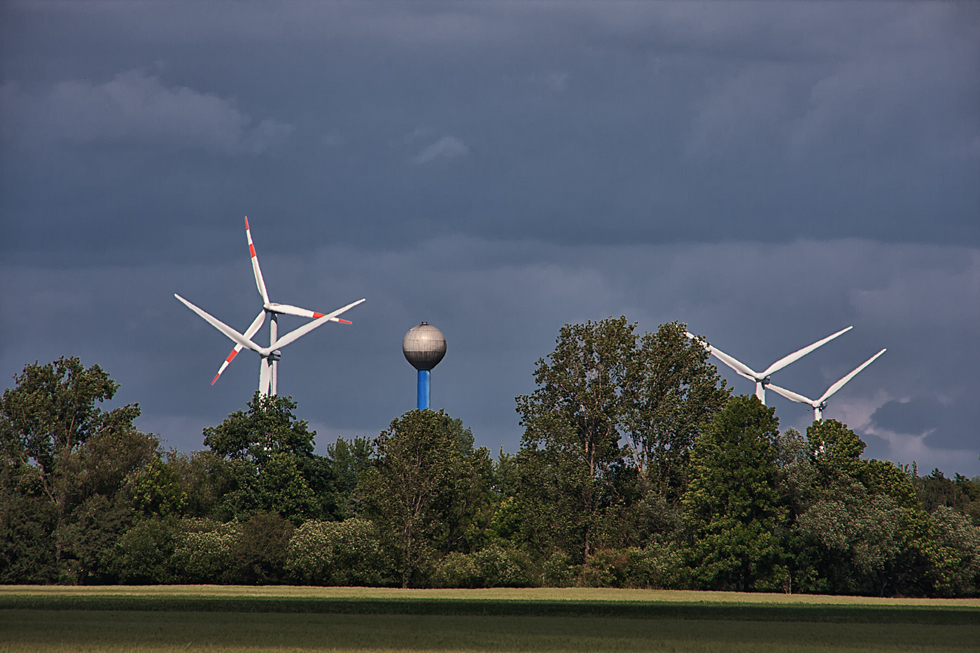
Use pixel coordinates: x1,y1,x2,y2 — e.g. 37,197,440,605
2,319,979,595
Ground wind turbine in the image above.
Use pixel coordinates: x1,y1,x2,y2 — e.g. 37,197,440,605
686,326,853,404
767,349,886,421
175,217,365,396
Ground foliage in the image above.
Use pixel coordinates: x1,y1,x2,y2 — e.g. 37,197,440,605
203,393,337,522
132,458,187,518
228,512,294,585
626,323,730,500
361,409,493,588
285,518,390,586
170,518,240,584
683,395,786,591
430,544,537,588
515,317,639,564
109,517,178,584
3,341,978,597
0,357,155,583
167,450,236,520
326,436,373,519
515,318,729,568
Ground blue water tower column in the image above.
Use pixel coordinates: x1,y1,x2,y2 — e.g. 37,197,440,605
402,322,447,410
417,370,430,410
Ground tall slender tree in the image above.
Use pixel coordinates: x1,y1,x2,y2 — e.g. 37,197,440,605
626,322,730,500
683,394,786,591
516,317,639,563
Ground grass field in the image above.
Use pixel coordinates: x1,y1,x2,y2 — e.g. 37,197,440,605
2,587,978,652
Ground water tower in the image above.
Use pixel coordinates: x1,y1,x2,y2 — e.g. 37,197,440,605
402,322,447,410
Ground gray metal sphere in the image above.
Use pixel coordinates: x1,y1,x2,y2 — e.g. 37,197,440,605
403,322,447,371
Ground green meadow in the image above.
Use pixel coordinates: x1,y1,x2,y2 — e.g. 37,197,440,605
2,587,978,652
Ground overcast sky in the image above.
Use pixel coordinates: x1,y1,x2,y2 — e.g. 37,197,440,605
2,1,978,476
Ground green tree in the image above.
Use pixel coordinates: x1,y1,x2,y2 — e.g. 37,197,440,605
682,395,786,591
361,409,492,588
514,318,730,567
626,323,730,500
516,317,639,564
203,393,336,522
326,436,373,519
132,458,188,518
167,450,236,520
0,357,155,583
229,513,294,585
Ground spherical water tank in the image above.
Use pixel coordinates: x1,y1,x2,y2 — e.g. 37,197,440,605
402,322,447,371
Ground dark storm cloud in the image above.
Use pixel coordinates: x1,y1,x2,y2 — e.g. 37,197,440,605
2,2,977,267
1,2,978,476
871,396,980,452
2,70,292,153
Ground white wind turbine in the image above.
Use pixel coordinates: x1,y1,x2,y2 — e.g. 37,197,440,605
175,217,365,396
767,349,886,421
686,326,853,404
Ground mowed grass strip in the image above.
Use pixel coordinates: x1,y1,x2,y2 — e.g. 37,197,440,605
1,587,977,625
2,609,979,653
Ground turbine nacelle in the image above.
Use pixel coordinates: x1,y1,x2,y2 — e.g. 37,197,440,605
176,217,365,396
767,349,886,421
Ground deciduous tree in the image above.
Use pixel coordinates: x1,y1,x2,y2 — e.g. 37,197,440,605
0,357,155,582
361,409,491,588
203,393,336,522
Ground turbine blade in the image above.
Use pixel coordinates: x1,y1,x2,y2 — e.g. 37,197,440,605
245,216,270,305
763,326,853,377
819,348,886,403
211,310,266,385
685,332,760,379
768,383,816,407
266,302,351,322
175,294,267,355
273,298,365,349
707,345,760,380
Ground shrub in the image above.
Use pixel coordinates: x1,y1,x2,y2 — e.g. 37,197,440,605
171,518,241,584
430,544,537,588
622,543,688,589
542,551,578,587
229,513,293,585
430,552,479,588
286,518,391,586
109,518,178,584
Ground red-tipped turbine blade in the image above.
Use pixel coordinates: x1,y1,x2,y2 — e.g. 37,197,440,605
245,217,270,305
210,310,266,385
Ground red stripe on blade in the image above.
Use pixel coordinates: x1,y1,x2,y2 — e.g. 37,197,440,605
312,312,325,318
211,374,221,385
338,319,352,324
249,244,256,258
226,350,238,363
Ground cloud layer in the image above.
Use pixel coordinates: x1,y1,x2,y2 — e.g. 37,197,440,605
2,70,292,153
1,2,977,477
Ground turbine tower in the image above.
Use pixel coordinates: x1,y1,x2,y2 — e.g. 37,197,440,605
403,322,446,410
175,217,365,396
768,348,886,421
686,326,852,404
